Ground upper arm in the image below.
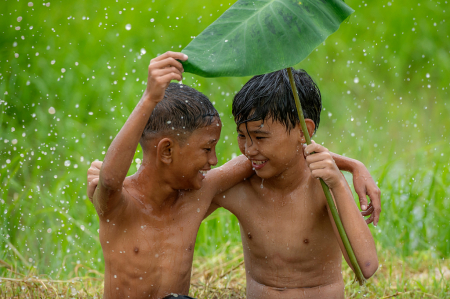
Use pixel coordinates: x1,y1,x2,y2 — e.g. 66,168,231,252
205,155,253,196
92,176,124,218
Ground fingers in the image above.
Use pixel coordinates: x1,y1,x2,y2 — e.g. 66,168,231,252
367,186,381,226
150,57,185,74
365,212,375,225
304,140,328,156
87,178,99,202
305,151,333,164
355,185,369,211
151,51,188,63
361,203,374,216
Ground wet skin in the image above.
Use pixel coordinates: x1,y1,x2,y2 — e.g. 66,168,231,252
93,51,254,299
210,119,378,299
97,122,252,299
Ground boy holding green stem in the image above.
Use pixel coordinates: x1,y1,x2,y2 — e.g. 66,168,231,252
88,51,379,298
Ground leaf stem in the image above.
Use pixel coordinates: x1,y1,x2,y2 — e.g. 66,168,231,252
286,67,366,286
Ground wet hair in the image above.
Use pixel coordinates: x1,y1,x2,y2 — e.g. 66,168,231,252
232,68,321,134
140,83,219,146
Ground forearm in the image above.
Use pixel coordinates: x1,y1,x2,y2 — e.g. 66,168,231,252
100,95,156,190
331,152,361,173
208,155,252,195
329,181,378,278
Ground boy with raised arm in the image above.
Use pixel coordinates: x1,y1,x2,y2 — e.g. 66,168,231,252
92,51,254,299
209,69,378,298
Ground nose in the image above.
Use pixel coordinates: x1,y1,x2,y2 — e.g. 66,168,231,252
208,151,218,167
245,139,258,157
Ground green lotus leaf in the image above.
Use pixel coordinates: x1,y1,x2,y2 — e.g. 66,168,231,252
181,0,354,78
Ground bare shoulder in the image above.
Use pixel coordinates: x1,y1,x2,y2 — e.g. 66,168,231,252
213,174,256,209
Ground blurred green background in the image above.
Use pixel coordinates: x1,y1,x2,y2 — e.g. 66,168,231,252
0,0,449,279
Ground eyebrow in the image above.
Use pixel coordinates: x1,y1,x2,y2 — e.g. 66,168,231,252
206,139,218,144
236,128,270,135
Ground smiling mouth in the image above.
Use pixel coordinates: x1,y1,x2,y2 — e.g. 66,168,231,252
199,170,208,175
252,160,267,165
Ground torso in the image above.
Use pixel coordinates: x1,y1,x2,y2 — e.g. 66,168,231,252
218,174,345,299
99,179,212,299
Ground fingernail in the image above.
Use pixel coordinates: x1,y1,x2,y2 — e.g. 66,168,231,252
183,54,188,60
361,205,367,210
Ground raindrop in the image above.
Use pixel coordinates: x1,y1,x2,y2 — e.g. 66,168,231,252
48,107,56,114
426,73,430,78
150,18,155,22
353,77,359,84
125,24,132,30
28,2,33,7
140,48,146,55
64,160,71,167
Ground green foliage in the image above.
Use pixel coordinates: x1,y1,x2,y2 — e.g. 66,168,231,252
182,0,354,77
0,0,449,290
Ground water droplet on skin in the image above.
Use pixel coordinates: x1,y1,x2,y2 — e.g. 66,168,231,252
197,208,200,213
260,179,264,189
125,24,132,30
155,254,159,258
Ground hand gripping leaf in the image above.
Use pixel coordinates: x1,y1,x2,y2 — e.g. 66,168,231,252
181,0,365,285
181,0,353,77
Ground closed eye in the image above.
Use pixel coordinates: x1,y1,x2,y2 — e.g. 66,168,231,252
204,148,212,152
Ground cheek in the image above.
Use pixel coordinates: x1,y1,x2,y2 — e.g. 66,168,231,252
237,139,245,154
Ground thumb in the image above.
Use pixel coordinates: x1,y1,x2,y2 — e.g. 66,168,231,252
87,178,99,202
355,185,368,211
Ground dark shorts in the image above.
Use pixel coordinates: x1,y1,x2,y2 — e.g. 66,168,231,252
162,295,196,299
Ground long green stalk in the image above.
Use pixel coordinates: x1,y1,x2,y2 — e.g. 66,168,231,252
286,68,366,285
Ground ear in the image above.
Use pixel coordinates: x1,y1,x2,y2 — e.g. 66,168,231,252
299,119,315,143
156,138,175,165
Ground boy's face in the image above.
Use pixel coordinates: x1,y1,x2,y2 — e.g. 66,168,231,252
237,118,302,179
172,118,221,190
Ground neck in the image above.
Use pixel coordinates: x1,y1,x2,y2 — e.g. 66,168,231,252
126,160,179,209
261,154,310,193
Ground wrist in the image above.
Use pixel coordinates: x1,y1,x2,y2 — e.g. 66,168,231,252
330,177,348,192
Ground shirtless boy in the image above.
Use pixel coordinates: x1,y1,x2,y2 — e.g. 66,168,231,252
207,69,378,298
88,52,380,298
91,51,254,299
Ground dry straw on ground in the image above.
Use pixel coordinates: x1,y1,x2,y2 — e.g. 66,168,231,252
1,248,449,298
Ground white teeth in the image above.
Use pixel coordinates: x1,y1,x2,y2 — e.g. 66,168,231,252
253,160,266,165
199,170,208,175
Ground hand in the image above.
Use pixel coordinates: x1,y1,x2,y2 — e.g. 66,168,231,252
304,141,343,189
144,51,188,103
352,163,381,226
87,161,102,202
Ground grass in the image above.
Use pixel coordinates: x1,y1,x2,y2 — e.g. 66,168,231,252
1,0,450,297
1,248,449,298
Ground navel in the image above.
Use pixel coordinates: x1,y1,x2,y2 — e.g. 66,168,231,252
303,239,309,244
134,247,139,253
247,232,253,240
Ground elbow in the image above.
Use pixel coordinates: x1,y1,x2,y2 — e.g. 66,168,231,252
361,257,379,279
